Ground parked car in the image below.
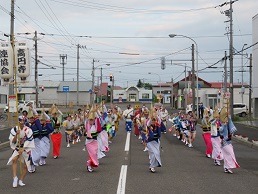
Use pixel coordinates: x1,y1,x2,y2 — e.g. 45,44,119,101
233,103,248,117
4,101,28,113
3,104,8,113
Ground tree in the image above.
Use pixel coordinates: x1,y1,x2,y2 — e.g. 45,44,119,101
144,83,152,90
137,79,143,88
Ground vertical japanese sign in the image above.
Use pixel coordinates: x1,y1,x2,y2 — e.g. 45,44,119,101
15,41,30,80
0,41,30,82
0,42,14,81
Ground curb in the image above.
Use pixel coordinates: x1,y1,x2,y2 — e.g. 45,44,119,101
232,136,258,151
234,122,258,129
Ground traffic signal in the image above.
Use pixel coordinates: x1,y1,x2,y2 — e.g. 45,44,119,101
41,86,44,92
109,74,113,81
218,90,221,96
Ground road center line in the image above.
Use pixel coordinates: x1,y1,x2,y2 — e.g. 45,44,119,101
117,165,128,194
124,132,130,152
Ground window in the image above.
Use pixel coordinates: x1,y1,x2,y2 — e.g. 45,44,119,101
0,94,7,104
142,93,149,99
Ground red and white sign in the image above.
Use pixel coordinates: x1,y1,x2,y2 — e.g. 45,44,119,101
223,92,231,99
8,95,17,113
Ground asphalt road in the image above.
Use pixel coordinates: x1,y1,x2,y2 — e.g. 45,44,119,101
1,120,258,194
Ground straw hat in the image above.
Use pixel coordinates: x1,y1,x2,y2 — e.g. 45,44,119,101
213,109,219,118
49,104,56,114
40,109,47,120
220,106,228,123
86,104,91,110
88,106,96,120
27,107,34,118
51,107,59,115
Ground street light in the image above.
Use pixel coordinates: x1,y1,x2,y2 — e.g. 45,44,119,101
169,34,199,117
148,72,161,103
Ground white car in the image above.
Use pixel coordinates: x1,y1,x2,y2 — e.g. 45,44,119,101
233,103,248,117
3,101,27,113
4,104,8,113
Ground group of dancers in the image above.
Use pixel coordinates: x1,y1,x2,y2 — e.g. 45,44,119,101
7,104,59,188
7,102,123,188
168,105,240,174
7,101,240,188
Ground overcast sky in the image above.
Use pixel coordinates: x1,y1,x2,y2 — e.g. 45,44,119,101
1,0,257,88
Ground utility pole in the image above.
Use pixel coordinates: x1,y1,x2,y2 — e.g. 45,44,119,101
241,44,247,103
91,59,95,105
171,78,173,108
100,67,103,102
9,0,15,96
229,0,234,118
184,65,187,109
111,76,114,106
34,30,38,108
224,51,227,93
191,44,196,114
249,54,252,117
77,44,79,106
60,54,67,81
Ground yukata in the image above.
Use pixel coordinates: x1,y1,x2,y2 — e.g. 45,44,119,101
96,112,106,159
27,116,42,168
133,109,141,136
219,117,240,170
85,118,102,170
201,116,212,157
210,119,223,162
147,124,162,169
73,116,82,142
7,125,35,169
122,108,134,132
99,112,109,152
40,119,54,164
63,119,74,144
51,115,63,157
160,110,168,133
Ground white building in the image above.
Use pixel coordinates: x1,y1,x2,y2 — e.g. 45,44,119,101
253,14,258,118
9,80,92,107
113,86,152,103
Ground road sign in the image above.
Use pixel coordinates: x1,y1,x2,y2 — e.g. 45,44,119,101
8,96,17,113
63,86,69,92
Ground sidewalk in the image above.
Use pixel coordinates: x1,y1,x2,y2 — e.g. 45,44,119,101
235,120,258,127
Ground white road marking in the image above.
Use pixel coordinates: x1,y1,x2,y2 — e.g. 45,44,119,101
124,132,130,152
117,165,128,194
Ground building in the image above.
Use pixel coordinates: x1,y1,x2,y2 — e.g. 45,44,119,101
158,74,251,110
253,14,258,118
14,80,92,106
113,86,152,102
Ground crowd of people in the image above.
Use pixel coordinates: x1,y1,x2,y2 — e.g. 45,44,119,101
7,101,240,188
